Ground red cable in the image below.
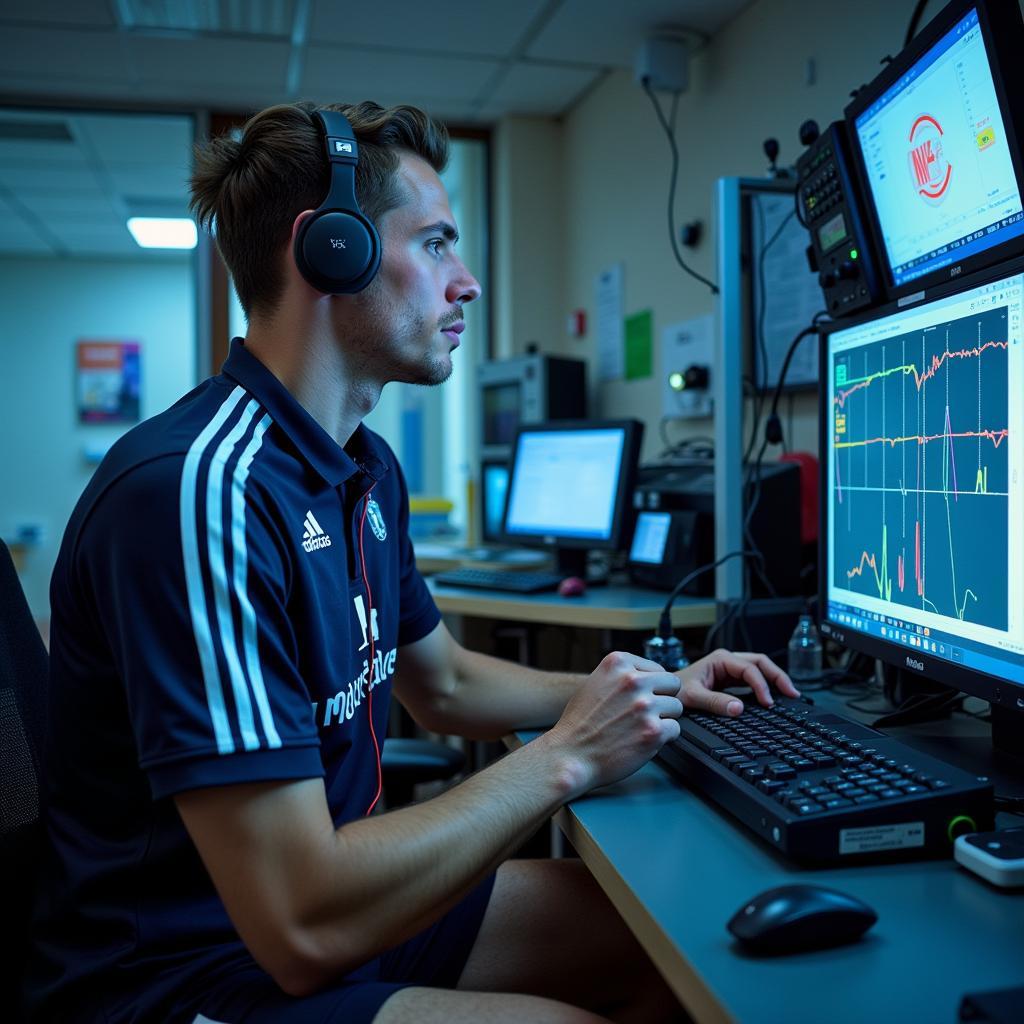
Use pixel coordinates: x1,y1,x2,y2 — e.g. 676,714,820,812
358,486,383,815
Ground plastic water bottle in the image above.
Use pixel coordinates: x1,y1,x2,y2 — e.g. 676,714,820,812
787,614,822,681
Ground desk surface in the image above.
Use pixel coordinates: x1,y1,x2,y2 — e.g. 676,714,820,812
515,697,1024,1024
428,579,716,630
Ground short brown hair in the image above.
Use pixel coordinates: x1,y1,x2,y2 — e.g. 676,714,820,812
190,101,449,319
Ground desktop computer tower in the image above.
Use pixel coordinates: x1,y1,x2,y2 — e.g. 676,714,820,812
478,354,586,459
630,459,802,597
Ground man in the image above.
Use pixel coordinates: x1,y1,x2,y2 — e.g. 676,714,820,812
27,101,798,1024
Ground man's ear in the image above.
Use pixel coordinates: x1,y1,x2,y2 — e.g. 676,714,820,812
290,209,316,247
288,209,328,296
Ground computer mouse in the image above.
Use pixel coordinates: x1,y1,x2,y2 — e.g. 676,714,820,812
557,575,587,597
727,884,877,955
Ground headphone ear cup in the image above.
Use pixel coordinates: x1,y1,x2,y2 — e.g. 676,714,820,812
294,209,381,294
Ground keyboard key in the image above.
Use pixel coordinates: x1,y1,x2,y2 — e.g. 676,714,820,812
853,794,880,804
766,764,796,781
878,788,903,799
822,796,853,809
793,801,823,816
711,748,739,762
757,779,787,794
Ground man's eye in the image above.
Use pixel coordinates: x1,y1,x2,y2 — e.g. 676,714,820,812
427,238,445,255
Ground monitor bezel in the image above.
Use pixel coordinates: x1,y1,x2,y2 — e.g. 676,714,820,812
844,0,1024,300
500,418,643,552
817,255,1024,716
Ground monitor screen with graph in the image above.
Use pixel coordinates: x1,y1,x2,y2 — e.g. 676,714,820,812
820,263,1024,727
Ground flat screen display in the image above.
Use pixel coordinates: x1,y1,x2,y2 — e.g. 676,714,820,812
852,8,1024,288
505,428,626,542
824,269,1024,689
481,461,509,541
629,512,671,564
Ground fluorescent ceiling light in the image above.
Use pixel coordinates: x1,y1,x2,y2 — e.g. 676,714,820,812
127,217,197,249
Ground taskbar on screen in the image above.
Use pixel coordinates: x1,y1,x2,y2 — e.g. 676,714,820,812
826,598,1024,689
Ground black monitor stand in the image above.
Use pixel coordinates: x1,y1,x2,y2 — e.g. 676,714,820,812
554,548,588,580
992,704,1024,776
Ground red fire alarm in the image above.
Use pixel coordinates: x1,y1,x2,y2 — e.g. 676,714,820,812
568,309,587,338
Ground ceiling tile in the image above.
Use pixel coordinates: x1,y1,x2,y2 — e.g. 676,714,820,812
0,137,88,167
0,26,130,80
484,63,602,116
75,114,194,164
0,165,106,196
0,1,116,28
105,163,193,201
527,0,750,67
308,0,549,56
19,194,121,221
126,35,290,88
302,46,500,103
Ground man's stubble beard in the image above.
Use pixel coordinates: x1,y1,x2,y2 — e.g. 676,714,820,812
344,284,453,388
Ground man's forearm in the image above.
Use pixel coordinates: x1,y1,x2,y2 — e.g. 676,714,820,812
293,733,582,991
431,645,584,738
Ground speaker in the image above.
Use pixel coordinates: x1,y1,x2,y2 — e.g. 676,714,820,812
293,109,382,294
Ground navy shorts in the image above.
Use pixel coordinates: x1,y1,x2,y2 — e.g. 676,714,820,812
187,872,497,1024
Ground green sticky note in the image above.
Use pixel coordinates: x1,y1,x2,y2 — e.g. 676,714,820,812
624,310,653,380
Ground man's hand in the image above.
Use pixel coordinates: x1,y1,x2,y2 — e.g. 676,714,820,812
674,648,799,717
543,651,683,798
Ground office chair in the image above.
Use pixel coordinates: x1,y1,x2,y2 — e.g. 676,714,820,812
0,540,48,1021
380,736,465,808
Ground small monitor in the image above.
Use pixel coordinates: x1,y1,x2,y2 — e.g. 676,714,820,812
846,1,1024,295
820,262,1024,761
629,511,672,565
480,459,509,543
503,420,643,573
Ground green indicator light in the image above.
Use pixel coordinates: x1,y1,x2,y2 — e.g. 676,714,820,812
947,814,977,843
850,249,859,260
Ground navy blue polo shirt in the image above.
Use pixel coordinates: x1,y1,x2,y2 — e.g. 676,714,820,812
27,339,441,1022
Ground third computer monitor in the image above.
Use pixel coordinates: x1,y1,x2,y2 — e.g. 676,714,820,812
846,0,1024,296
820,263,1024,743
502,420,642,573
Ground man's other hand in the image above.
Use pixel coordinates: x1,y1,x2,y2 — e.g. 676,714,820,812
675,648,799,718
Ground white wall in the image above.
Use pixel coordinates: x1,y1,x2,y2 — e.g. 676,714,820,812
0,256,196,617
493,0,925,462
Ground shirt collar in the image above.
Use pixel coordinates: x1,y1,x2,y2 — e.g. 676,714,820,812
221,338,391,488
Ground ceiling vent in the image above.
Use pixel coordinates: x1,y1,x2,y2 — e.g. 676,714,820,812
114,0,293,37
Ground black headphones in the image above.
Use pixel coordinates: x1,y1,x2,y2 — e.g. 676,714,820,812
293,109,382,294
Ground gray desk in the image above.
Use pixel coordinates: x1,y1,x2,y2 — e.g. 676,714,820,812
515,696,1024,1024
428,579,716,631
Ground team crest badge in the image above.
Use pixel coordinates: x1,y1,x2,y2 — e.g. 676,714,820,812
367,499,387,541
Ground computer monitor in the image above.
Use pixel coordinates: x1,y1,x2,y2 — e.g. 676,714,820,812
502,420,643,576
819,261,1024,764
846,0,1024,296
479,458,510,543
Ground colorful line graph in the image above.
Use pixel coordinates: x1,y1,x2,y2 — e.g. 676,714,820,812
832,303,1009,630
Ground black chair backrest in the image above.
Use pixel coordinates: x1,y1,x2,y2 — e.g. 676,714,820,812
0,540,49,1017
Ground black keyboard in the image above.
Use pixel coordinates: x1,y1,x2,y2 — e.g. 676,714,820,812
657,699,994,864
432,568,565,594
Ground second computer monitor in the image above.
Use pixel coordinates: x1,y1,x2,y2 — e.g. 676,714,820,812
819,261,1024,757
502,420,643,573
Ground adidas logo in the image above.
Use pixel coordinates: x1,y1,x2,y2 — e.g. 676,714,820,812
302,510,332,553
